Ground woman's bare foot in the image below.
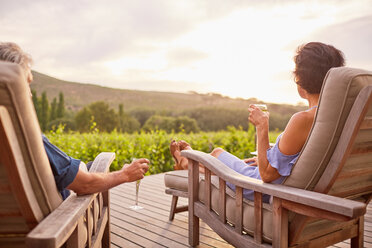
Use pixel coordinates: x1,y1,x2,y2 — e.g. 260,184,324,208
179,140,192,151
178,140,206,172
170,140,188,170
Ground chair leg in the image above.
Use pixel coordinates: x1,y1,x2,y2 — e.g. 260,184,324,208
169,195,178,221
189,208,199,247
351,216,364,248
102,191,110,248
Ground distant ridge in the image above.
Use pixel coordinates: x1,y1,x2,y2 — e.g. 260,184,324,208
30,71,301,114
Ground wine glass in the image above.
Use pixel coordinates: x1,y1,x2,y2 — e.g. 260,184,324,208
252,104,268,151
129,159,144,210
253,104,268,112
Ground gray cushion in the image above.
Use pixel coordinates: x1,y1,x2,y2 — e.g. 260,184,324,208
165,170,206,192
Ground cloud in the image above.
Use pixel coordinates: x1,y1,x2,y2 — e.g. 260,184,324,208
1,0,372,104
112,79,208,93
309,15,372,67
166,48,208,68
284,14,372,69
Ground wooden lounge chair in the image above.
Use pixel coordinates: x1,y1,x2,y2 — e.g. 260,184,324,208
181,67,372,247
0,61,114,248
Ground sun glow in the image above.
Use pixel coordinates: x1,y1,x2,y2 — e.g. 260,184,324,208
85,1,372,104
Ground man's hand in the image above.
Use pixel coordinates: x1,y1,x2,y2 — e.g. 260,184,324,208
121,158,150,182
243,157,258,166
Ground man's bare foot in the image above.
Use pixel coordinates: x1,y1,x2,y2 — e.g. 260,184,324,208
179,140,192,151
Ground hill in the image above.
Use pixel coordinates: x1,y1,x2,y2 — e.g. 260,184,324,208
30,71,303,114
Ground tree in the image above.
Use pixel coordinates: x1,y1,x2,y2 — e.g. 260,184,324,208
142,115,175,132
174,116,200,133
74,101,118,132
47,118,76,131
182,107,249,131
118,104,124,132
57,92,65,118
75,108,92,132
88,102,118,132
31,90,41,121
40,91,49,131
50,97,57,121
118,104,140,133
120,114,140,133
129,108,156,127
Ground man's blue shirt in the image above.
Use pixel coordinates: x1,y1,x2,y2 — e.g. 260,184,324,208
42,135,80,200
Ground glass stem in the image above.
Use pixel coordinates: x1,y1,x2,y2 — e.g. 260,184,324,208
135,180,140,206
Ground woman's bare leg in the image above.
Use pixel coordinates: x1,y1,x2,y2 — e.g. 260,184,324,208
177,141,226,173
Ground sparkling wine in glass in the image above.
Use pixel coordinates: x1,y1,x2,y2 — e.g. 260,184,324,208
129,159,144,210
254,104,268,112
129,180,143,210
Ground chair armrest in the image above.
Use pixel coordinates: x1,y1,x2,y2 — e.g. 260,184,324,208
89,152,115,173
26,152,115,248
181,150,366,219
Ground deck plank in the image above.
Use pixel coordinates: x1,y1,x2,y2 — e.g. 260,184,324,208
110,173,371,247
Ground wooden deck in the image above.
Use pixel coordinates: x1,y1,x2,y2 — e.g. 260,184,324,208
110,173,372,248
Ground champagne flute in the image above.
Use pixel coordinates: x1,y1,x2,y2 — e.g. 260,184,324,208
129,159,144,210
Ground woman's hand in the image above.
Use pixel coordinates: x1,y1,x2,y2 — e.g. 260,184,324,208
243,157,258,166
248,104,269,130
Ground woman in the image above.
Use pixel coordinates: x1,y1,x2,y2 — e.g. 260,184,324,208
170,42,345,201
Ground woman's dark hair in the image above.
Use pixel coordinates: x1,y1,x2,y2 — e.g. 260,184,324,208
293,42,345,94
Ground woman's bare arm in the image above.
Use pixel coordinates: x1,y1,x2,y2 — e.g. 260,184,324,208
249,105,313,183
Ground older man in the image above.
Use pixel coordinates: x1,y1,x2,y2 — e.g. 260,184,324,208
0,42,150,199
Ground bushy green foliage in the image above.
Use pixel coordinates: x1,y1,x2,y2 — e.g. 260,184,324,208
181,107,249,131
48,118,76,131
32,88,299,133
46,125,280,175
119,113,141,133
142,115,200,133
129,108,156,126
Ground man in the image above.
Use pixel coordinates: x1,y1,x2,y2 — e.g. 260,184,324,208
0,42,150,199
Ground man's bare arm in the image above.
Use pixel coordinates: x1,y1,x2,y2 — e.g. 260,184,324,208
67,158,150,195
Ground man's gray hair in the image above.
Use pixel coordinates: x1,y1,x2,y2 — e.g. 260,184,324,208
0,42,33,69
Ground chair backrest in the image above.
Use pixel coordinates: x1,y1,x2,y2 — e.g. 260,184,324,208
283,67,372,245
0,62,62,235
284,67,372,200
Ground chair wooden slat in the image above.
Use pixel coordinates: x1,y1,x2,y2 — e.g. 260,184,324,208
235,187,243,234
254,192,263,244
205,169,211,211
360,117,372,130
219,178,226,224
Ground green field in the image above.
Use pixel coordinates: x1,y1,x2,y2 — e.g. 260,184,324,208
46,126,281,174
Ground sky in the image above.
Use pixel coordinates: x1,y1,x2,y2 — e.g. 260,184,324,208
1,0,372,105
